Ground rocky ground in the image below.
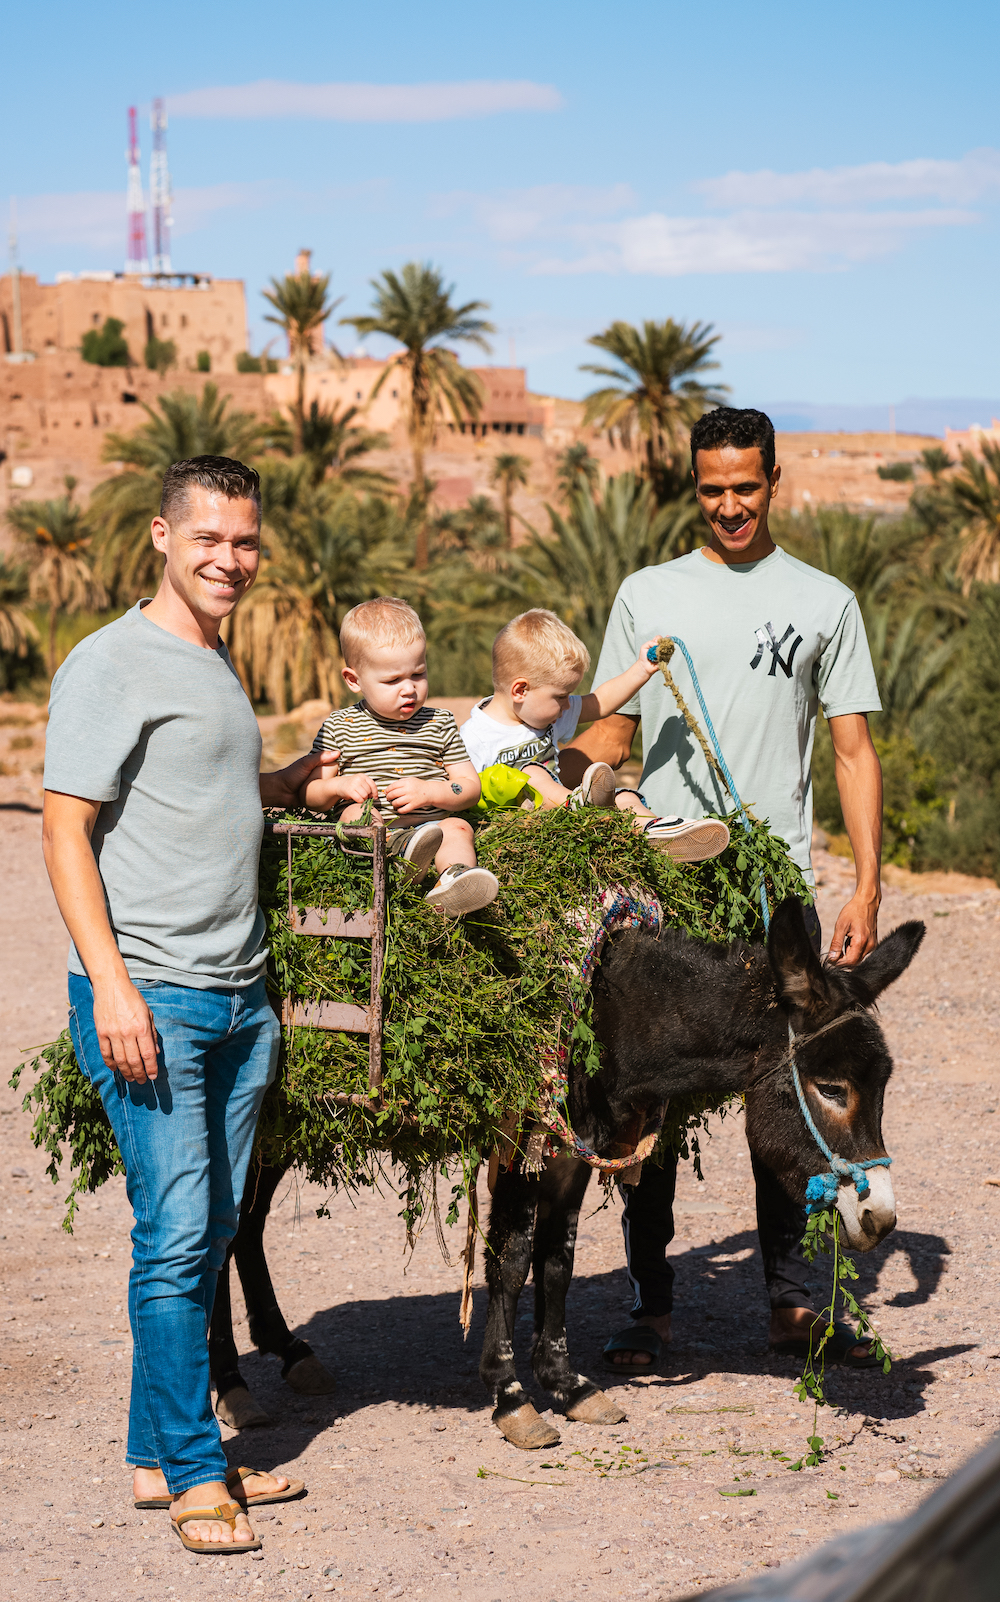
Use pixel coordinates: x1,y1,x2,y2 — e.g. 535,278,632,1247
2,788,999,1602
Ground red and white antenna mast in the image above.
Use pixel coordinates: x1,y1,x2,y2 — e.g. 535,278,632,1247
149,97,173,275
125,107,148,275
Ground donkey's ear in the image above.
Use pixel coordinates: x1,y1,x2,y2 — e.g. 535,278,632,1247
767,897,831,1019
842,920,926,1007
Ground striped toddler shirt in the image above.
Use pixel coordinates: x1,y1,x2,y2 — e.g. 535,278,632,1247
310,700,471,826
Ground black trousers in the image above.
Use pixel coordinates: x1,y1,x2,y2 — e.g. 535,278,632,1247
620,904,822,1320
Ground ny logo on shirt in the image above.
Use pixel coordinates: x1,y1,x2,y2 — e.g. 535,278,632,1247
750,621,803,678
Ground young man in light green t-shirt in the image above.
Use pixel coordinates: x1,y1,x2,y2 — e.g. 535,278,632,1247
563,407,884,1373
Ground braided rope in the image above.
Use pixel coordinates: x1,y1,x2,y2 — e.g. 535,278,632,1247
649,637,770,932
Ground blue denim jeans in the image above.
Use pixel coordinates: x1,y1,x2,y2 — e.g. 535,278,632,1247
68,973,279,1494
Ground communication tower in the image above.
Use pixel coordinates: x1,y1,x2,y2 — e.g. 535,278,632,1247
149,97,173,274
125,107,148,275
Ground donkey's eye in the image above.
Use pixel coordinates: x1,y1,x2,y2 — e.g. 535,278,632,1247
816,1083,848,1107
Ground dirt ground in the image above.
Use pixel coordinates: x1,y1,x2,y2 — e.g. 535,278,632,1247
2,791,1000,1602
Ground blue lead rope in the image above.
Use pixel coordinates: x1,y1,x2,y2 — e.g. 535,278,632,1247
647,637,892,1211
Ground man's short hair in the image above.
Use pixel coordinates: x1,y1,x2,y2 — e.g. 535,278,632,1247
339,597,425,670
492,609,590,692
690,407,776,481
160,456,262,525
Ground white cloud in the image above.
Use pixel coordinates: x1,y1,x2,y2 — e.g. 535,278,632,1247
695,147,1000,209
16,182,283,253
532,207,978,277
167,79,563,122
431,183,636,243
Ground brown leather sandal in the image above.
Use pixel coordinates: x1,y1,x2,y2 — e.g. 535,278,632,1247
170,1501,261,1554
134,1465,304,1511
227,1465,306,1505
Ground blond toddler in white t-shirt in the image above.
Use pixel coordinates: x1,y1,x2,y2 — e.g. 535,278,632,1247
460,609,730,861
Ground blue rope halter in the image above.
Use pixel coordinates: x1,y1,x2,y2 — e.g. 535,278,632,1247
646,637,891,1213
787,1022,892,1212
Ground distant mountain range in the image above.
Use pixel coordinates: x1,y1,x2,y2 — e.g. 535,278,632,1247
760,399,1000,437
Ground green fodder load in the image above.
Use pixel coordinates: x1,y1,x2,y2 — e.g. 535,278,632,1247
13,809,807,1228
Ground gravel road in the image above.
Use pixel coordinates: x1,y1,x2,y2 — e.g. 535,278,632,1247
2,798,999,1602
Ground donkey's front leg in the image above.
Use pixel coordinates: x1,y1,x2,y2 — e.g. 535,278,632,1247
482,1167,560,1450
531,1158,627,1426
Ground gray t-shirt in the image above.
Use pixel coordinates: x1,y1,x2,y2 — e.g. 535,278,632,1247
593,547,881,887
44,602,267,989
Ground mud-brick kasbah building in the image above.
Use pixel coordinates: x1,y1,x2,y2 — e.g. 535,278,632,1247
0,252,938,541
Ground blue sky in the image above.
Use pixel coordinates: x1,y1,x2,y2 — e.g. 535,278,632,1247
3,0,998,419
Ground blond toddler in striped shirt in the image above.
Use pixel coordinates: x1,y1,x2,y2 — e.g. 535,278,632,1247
300,597,499,917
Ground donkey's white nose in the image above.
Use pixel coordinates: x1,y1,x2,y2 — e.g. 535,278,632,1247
836,1166,896,1252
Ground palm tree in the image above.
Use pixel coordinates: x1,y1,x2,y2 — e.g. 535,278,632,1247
89,383,270,603
223,463,411,711
342,263,495,569
7,485,106,677
489,453,529,547
950,443,1000,592
262,269,343,454
0,556,39,669
580,319,728,480
920,445,953,483
270,399,393,491
777,506,924,617
517,472,701,662
556,443,600,501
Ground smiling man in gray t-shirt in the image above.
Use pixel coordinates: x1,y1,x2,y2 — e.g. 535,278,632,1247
42,456,336,1555
564,408,884,1376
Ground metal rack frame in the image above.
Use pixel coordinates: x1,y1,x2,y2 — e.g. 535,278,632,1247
264,821,387,1097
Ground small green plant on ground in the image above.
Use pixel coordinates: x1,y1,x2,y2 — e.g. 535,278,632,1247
787,1206,891,1470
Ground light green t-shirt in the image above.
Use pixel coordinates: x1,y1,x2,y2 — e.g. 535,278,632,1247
592,546,881,887
44,602,268,989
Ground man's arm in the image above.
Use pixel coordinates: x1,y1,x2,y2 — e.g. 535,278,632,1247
827,713,883,965
260,748,341,808
42,792,159,1083
558,714,640,790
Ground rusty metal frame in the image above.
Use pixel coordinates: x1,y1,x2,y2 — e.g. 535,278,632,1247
265,820,387,1098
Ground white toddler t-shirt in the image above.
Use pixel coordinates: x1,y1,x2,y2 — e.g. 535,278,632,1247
460,695,584,782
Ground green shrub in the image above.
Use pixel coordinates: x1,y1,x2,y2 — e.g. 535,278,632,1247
876,462,914,482
236,351,279,373
196,350,211,372
80,318,132,367
144,337,177,376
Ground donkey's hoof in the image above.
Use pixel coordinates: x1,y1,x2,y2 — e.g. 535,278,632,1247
493,1402,561,1450
284,1354,336,1395
565,1388,627,1426
215,1386,272,1429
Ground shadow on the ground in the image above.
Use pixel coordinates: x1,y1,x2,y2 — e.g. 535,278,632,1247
224,1222,970,1464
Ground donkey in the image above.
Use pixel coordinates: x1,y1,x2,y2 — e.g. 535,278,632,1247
480,898,923,1447
207,898,923,1439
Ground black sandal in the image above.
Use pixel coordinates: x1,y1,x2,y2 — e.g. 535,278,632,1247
603,1324,665,1374
770,1319,883,1369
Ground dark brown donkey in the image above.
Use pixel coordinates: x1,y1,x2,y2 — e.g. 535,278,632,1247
208,899,924,1444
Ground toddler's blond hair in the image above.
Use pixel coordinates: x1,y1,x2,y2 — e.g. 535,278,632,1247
492,609,590,691
339,597,425,669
